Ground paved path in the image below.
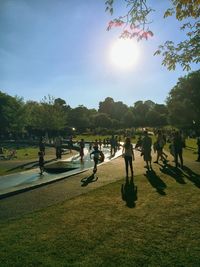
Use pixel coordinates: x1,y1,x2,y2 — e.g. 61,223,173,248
0,145,119,198
0,149,199,220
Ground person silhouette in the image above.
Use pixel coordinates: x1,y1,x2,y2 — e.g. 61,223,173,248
173,131,184,168
90,146,104,174
38,151,45,175
141,131,152,170
122,137,134,178
79,139,85,162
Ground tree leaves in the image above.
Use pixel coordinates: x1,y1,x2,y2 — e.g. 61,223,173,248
105,0,200,70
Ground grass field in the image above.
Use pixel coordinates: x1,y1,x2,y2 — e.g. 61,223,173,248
0,142,200,266
0,173,200,266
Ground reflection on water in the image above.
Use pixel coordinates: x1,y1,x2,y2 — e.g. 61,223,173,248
0,144,122,194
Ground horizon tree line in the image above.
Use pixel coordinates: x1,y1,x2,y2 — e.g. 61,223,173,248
0,69,199,139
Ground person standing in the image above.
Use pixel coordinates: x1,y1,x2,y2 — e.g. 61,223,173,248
54,136,62,159
141,131,152,170
39,136,45,155
122,137,135,178
173,131,184,168
79,139,85,162
38,151,44,175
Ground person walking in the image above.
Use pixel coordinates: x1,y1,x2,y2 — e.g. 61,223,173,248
173,131,184,168
154,130,167,163
122,137,135,178
141,131,152,170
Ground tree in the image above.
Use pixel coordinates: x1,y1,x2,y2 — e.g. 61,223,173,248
23,101,42,136
105,0,200,70
68,105,94,132
122,110,135,128
98,97,129,125
0,91,25,137
93,113,113,128
132,100,150,126
24,96,68,137
98,97,115,117
167,69,200,129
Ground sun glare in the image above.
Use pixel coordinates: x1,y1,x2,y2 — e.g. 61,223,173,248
110,39,140,70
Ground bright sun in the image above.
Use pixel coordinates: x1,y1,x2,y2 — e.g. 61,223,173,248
110,39,140,70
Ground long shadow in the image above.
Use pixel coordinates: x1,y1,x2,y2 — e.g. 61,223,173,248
6,158,57,172
81,174,98,187
144,169,166,195
159,163,186,184
181,166,200,188
121,177,138,208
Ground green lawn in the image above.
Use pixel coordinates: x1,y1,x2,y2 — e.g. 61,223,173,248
0,158,200,266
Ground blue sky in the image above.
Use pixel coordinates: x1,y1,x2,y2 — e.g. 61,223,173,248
0,0,199,109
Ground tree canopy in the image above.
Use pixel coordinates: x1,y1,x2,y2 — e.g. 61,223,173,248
167,69,200,128
105,0,200,71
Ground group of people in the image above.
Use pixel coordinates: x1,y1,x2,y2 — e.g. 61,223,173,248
37,130,200,177
79,138,105,173
86,136,121,173
122,130,188,178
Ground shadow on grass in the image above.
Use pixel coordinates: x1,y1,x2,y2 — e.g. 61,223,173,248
145,169,166,195
6,158,57,172
121,177,138,208
181,166,200,188
81,173,98,187
159,163,186,185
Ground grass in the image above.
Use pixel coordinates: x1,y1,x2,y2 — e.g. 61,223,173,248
75,134,144,143
0,178,200,266
0,150,200,266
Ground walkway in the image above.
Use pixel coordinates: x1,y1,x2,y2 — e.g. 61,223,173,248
0,149,199,220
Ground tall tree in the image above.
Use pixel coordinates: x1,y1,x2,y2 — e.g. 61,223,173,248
98,97,115,117
167,69,200,128
0,91,25,137
68,105,95,132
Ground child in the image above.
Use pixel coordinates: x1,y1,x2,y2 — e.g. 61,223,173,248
38,151,44,175
90,146,104,174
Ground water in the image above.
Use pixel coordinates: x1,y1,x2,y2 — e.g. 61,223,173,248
0,144,122,197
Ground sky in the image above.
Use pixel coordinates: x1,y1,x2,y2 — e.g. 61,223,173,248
0,0,199,109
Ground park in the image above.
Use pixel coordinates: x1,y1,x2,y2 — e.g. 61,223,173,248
1,1,200,267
